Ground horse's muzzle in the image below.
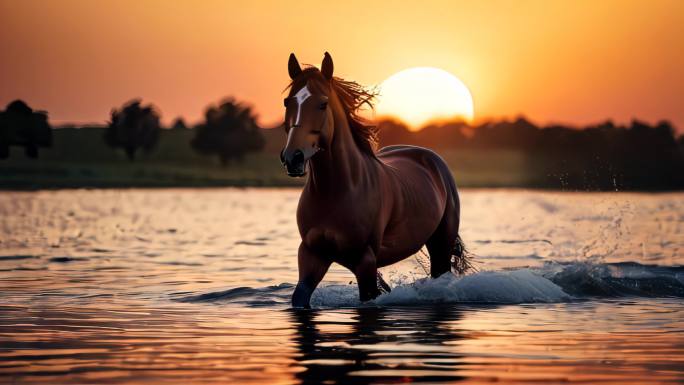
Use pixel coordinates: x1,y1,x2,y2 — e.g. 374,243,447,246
281,149,306,177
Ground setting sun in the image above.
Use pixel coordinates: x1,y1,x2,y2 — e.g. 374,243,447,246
376,67,474,130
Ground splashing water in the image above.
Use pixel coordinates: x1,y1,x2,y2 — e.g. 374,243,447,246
179,261,684,308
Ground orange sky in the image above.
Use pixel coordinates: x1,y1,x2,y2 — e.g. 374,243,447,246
1,0,682,131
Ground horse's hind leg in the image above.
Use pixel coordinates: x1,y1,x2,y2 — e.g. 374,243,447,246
426,199,460,278
426,225,455,278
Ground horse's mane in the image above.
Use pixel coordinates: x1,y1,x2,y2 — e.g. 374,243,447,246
286,67,379,156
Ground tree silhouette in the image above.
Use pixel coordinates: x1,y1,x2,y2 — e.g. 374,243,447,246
470,116,540,150
377,119,414,147
105,99,161,160
170,117,188,130
0,100,52,159
377,116,684,190
191,98,264,165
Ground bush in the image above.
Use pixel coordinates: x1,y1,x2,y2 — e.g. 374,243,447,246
191,98,264,165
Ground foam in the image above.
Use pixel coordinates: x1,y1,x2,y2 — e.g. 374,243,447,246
312,269,571,308
181,262,684,308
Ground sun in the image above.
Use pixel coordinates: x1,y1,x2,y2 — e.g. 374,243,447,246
375,67,474,130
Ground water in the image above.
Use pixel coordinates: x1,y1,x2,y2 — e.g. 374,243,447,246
0,188,682,384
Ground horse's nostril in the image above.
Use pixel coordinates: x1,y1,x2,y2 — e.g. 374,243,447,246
292,150,304,164
282,149,305,175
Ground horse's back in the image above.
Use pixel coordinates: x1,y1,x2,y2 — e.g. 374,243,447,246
378,144,447,166
377,145,456,192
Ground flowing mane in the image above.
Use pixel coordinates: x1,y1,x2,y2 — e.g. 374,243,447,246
286,67,379,156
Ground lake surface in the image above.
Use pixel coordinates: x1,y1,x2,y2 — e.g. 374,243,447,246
0,188,682,384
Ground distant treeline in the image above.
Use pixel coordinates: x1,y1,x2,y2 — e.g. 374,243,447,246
1,99,683,190
379,117,684,190
1,99,265,164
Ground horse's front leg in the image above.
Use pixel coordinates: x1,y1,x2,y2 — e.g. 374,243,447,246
354,246,381,302
292,243,331,308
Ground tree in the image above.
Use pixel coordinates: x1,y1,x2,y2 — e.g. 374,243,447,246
105,99,161,160
470,116,540,150
0,100,52,159
170,117,188,130
377,119,414,147
191,98,265,165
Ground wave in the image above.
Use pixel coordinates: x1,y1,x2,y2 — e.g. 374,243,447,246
178,283,294,306
178,262,684,308
542,261,684,298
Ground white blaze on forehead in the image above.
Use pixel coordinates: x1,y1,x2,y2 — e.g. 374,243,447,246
293,85,311,126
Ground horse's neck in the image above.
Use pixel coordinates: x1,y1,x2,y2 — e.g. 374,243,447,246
307,103,372,195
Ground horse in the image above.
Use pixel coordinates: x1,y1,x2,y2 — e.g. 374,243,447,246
280,52,469,308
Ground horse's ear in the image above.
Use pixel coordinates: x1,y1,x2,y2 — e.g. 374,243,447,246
288,53,302,80
321,52,334,80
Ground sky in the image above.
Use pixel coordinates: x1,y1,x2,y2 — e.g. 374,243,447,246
1,0,682,131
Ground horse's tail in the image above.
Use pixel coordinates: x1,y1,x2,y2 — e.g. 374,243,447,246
451,234,474,275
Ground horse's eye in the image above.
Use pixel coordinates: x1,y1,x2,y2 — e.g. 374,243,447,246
283,98,290,107
319,102,328,110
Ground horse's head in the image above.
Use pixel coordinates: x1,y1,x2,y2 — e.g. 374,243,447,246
280,52,335,177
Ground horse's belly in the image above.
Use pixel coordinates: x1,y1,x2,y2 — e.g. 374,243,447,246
376,216,441,267
301,223,371,264
377,244,423,267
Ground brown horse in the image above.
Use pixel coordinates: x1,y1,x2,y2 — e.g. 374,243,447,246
281,52,469,308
